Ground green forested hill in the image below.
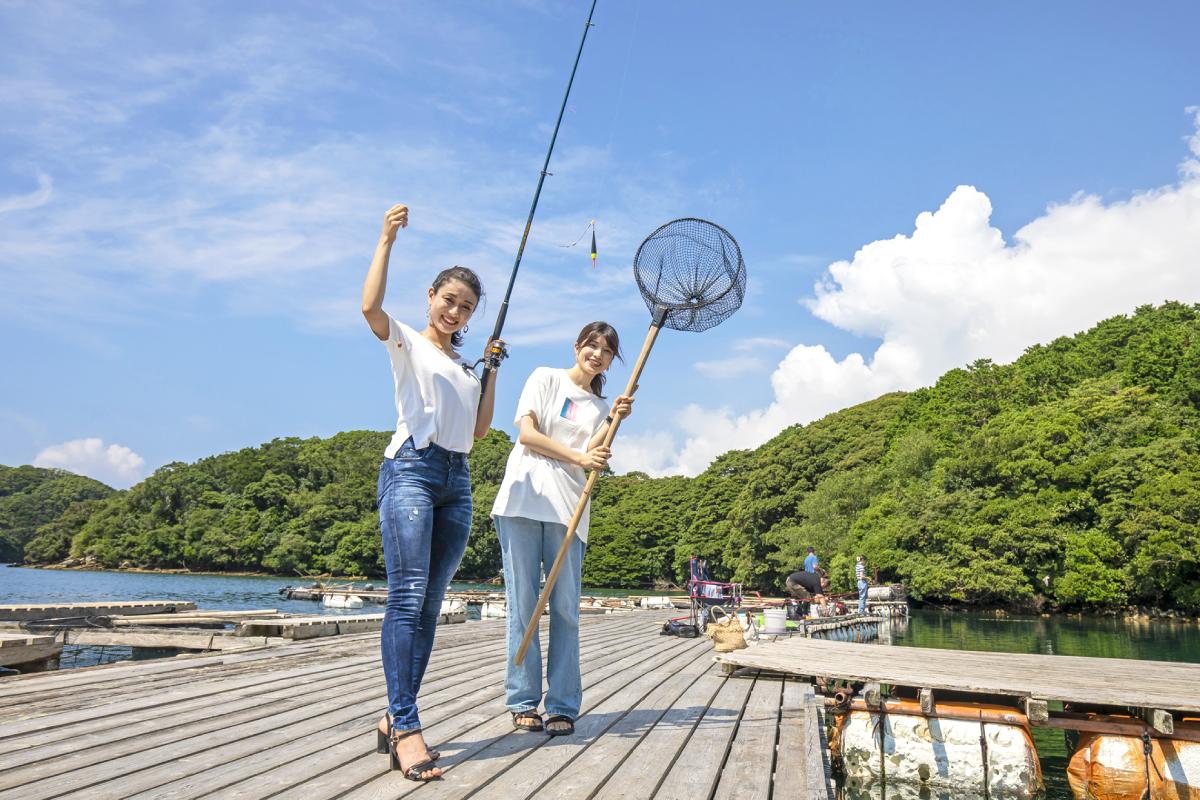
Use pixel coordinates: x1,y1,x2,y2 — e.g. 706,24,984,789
0,466,115,562
9,302,1199,611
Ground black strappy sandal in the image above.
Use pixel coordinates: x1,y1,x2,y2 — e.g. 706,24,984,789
545,714,574,736
511,710,544,732
387,726,442,782
376,714,439,760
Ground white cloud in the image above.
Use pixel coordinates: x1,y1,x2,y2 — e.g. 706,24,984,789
734,337,791,351
619,109,1200,477
0,172,53,214
695,356,769,379
34,438,146,488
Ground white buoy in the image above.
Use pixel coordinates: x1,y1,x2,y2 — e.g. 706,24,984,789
839,705,1043,800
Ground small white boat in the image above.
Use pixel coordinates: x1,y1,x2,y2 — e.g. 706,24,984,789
480,601,507,619
439,598,466,624
322,594,364,610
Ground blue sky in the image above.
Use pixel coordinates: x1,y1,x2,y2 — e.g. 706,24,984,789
2,1,1199,487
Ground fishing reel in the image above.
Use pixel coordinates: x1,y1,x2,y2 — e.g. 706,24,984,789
469,339,509,375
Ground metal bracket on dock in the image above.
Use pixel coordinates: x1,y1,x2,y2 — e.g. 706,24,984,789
1140,707,1175,735
920,688,935,714
1022,696,1049,725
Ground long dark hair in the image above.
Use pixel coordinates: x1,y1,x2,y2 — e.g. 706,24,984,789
576,321,622,397
431,266,483,348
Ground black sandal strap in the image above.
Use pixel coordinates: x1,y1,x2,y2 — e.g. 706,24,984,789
403,759,440,781
545,714,574,735
512,710,544,731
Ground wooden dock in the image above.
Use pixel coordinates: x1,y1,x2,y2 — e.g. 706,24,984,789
0,632,62,669
716,635,1200,734
0,600,198,623
0,610,833,800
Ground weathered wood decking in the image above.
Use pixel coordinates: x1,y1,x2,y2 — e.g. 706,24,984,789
715,635,1200,713
0,600,198,623
0,611,832,800
0,632,62,668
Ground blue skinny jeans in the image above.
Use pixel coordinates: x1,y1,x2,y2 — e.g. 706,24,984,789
377,438,472,732
496,515,585,721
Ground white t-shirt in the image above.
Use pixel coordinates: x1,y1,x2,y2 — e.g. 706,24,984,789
491,367,609,542
382,316,481,456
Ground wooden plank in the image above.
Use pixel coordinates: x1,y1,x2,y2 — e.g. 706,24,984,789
0,633,57,647
237,613,385,639
321,619,697,800
68,630,282,651
0,620,533,800
0,611,685,800
322,632,673,800
0,616,653,798
0,616,638,775
589,671,727,800
115,637,538,800
0,643,61,668
0,601,197,622
712,674,780,800
468,640,714,800
534,657,715,799
714,636,1200,713
0,659,378,775
651,668,755,800
111,609,281,626
114,618,658,800
774,680,812,799
774,679,832,800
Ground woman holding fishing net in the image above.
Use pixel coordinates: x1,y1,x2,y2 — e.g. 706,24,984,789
362,202,503,781
491,322,634,736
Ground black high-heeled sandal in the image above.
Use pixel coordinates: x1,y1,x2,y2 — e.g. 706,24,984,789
387,725,442,782
376,714,439,760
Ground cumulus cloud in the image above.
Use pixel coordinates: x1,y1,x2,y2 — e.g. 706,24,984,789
34,438,146,488
616,110,1200,477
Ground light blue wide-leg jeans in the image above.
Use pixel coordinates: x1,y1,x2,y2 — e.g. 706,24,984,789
378,438,473,732
495,515,585,720
857,579,869,614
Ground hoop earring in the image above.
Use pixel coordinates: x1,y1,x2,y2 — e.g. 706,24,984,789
461,324,469,335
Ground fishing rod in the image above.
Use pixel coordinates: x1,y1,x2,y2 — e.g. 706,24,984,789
479,0,600,389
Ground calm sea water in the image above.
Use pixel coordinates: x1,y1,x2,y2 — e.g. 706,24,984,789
0,565,517,670
5,567,1198,798
870,609,1200,800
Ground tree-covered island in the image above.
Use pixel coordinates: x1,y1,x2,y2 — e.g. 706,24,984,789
4,302,1197,613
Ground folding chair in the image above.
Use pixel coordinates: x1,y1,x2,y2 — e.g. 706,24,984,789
687,556,742,629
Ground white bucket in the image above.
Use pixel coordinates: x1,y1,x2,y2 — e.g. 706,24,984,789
763,607,787,634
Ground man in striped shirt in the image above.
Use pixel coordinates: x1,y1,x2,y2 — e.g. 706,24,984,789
855,555,868,614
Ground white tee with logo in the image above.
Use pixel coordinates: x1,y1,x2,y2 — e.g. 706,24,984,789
383,316,481,457
491,367,609,542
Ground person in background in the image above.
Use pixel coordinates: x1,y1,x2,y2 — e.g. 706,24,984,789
856,554,869,614
785,567,830,607
803,546,819,574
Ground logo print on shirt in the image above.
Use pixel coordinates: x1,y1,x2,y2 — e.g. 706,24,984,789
560,398,579,421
